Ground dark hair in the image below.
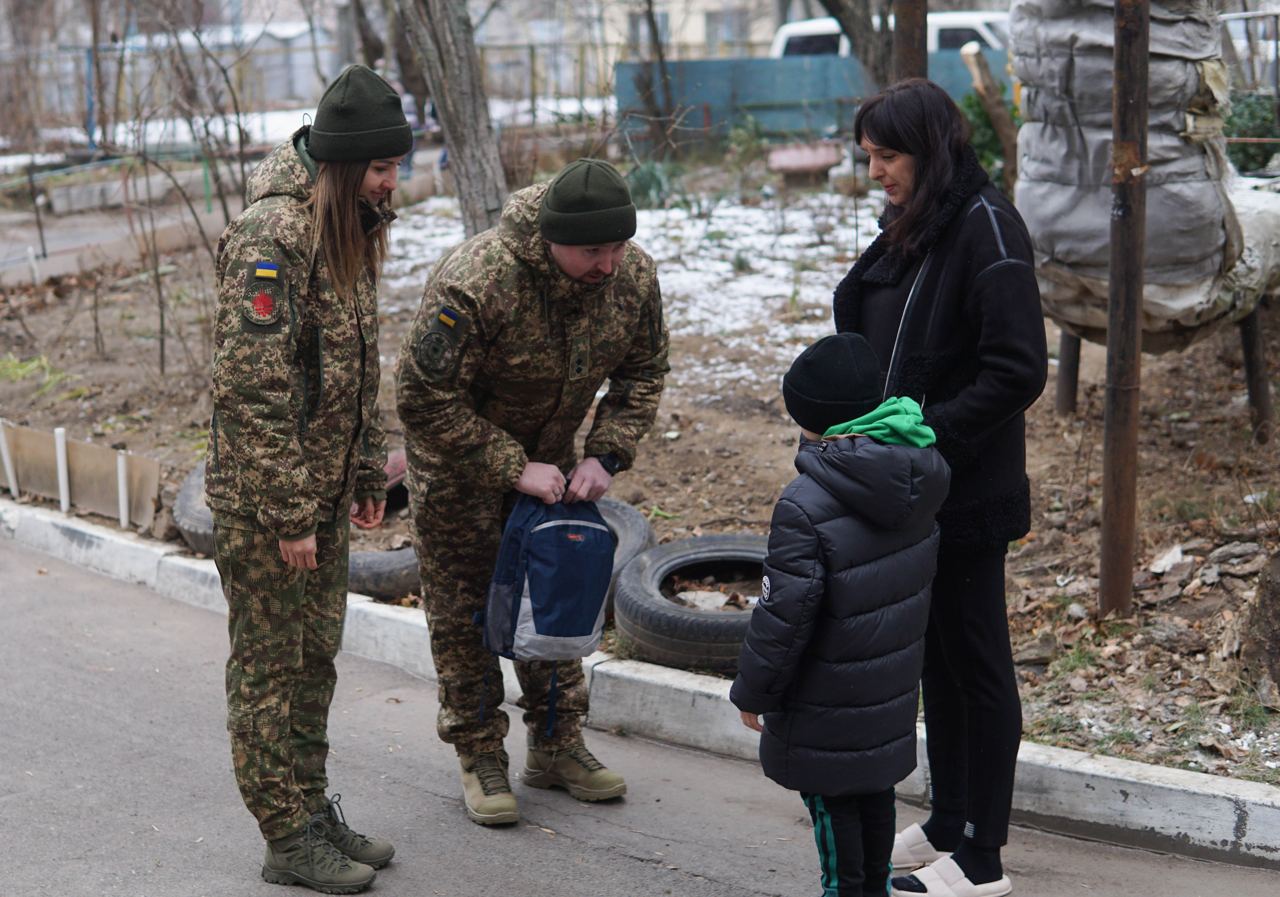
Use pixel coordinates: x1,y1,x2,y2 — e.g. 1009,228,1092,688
854,78,971,256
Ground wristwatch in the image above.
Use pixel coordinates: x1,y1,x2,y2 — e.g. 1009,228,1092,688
593,452,623,476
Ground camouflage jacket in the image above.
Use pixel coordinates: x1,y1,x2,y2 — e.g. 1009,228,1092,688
205,127,388,537
395,182,669,492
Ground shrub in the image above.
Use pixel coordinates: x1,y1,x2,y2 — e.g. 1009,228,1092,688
1225,92,1279,173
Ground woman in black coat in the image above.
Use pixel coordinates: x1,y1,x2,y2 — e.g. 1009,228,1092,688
833,79,1047,897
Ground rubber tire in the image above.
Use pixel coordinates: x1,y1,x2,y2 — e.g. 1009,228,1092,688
173,459,215,556
348,546,420,601
612,534,767,674
598,496,656,613
173,455,420,601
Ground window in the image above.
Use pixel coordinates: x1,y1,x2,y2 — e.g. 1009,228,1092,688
783,33,842,56
706,8,749,52
936,27,987,50
628,11,670,54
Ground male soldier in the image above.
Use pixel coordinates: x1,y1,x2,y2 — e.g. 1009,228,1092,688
396,158,668,825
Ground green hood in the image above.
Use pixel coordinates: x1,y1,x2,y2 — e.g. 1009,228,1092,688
823,396,936,448
244,126,315,206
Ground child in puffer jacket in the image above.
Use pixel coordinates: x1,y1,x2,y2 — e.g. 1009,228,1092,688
731,332,950,897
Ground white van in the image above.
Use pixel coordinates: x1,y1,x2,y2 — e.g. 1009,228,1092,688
768,12,1010,58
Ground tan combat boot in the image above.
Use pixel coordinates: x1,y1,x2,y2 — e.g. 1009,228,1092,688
522,739,627,801
262,822,377,894
459,749,519,825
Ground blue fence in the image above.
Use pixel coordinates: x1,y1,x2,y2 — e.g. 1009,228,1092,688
615,50,1009,144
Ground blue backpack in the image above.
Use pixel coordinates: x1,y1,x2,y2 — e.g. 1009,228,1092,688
484,494,614,662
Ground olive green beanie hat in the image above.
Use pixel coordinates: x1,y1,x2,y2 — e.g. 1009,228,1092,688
538,158,637,245
307,64,413,162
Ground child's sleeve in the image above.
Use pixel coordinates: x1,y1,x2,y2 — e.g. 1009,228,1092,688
730,497,825,714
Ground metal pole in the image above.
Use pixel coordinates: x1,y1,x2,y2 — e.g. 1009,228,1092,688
117,450,130,529
27,165,47,259
1099,0,1149,620
0,420,19,499
1055,330,1081,415
55,427,71,514
893,0,928,82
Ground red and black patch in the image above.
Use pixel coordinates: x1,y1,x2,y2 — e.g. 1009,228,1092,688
240,279,284,329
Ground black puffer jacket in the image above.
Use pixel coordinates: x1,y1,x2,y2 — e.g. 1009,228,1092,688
833,148,1047,546
731,435,949,796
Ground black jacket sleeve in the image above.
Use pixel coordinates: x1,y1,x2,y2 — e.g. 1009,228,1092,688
730,497,826,714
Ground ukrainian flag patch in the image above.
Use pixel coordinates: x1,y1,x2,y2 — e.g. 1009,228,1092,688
254,262,280,280
437,306,460,328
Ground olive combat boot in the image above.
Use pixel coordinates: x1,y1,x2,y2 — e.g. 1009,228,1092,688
262,822,376,894
523,739,627,801
460,749,519,825
308,794,395,869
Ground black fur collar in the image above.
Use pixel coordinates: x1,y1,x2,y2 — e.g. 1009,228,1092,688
834,146,988,331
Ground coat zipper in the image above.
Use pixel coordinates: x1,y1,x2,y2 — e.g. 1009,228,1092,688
882,252,933,402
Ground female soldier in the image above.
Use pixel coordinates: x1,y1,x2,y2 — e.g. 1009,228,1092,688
206,64,410,894
834,79,1048,897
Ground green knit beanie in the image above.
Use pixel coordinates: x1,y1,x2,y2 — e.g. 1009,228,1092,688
308,64,412,162
538,159,637,245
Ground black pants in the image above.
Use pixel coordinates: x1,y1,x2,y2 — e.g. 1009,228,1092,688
801,788,895,897
921,540,1021,848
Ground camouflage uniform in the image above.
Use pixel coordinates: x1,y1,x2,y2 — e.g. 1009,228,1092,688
207,127,389,841
395,182,669,756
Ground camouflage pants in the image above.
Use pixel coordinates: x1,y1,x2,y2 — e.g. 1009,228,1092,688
214,516,349,841
409,471,587,756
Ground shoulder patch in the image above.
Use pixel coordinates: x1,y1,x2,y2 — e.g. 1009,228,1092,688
242,280,285,328
414,304,471,381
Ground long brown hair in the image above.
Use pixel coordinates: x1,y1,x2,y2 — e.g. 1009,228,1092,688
854,78,971,257
306,159,390,298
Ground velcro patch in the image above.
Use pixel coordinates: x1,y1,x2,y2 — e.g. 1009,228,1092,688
241,280,284,328
414,305,471,382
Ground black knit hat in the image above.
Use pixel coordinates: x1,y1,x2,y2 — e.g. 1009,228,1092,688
539,158,637,245
782,333,883,434
308,64,413,162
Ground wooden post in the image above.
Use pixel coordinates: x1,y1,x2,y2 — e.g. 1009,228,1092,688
1098,0,1149,620
893,0,928,82
960,42,1019,195
1056,330,1081,415
1239,307,1274,444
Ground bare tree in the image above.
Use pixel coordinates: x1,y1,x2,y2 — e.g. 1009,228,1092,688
397,0,507,237
352,0,387,67
815,0,893,90
298,0,331,85
631,0,676,159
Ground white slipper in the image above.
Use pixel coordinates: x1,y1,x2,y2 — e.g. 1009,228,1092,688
891,823,951,872
890,856,1012,897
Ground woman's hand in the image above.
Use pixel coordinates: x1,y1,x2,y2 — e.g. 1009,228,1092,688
740,711,763,733
279,534,318,570
350,496,386,530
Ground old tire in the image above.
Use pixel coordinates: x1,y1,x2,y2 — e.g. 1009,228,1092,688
612,534,767,674
174,460,215,556
174,454,419,601
348,546,420,601
598,496,656,610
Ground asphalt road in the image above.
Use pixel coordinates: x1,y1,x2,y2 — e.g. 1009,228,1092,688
2,538,1276,897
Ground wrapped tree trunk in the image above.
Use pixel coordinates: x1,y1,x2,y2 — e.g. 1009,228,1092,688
397,0,508,237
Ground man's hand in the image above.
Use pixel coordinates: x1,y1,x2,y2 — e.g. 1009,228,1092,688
350,496,386,530
564,456,612,503
279,534,318,570
515,461,567,504
740,711,763,733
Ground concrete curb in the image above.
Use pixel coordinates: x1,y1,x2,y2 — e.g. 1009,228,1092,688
3,496,1278,869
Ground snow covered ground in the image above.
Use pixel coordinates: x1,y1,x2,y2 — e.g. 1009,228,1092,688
383,188,884,402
